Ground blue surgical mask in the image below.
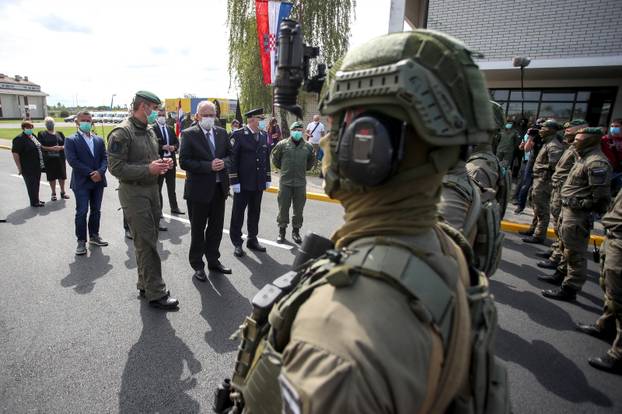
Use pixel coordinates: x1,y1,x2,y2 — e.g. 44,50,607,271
611,127,621,135
505,123,513,129
291,131,303,141
79,122,92,133
258,120,266,130
23,129,33,136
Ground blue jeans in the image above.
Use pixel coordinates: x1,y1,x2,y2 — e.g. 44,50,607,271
73,186,104,241
516,163,533,210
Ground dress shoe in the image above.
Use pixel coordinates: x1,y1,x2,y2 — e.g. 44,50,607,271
537,271,565,285
535,251,553,259
171,208,185,215
89,234,108,246
247,241,267,252
234,246,245,257
277,227,286,244
208,261,232,274
31,201,45,207
193,269,207,281
523,236,545,244
125,230,133,240
292,228,302,244
518,229,533,236
589,354,622,375
514,207,524,214
542,285,577,302
149,293,179,310
537,259,558,269
75,240,87,255
576,323,613,340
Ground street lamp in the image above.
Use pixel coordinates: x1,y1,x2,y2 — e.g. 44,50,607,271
110,94,117,110
512,56,531,124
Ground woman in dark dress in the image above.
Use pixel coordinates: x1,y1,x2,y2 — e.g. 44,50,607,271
11,120,45,207
267,117,281,152
37,117,69,201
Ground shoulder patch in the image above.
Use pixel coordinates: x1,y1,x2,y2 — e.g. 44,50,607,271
108,140,122,154
279,373,303,414
589,166,609,185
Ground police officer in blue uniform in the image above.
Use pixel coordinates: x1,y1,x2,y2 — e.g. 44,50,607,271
229,108,272,257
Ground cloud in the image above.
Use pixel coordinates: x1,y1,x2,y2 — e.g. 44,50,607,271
35,14,91,34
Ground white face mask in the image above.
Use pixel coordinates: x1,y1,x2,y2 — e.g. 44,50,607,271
156,116,166,125
199,117,214,130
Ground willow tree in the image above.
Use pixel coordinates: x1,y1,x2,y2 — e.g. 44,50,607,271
226,0,356,121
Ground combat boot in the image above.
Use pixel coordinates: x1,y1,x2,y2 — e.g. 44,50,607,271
518,229,533,236
292,228,302,244
535,250,553,259
523,235,545,244
537,270,565,285
537,259,559,269
542,285,578,302
277,227,286,244
588,354,622,375
576,323,616,341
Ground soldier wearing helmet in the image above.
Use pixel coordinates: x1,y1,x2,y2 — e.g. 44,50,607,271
219,30,510,414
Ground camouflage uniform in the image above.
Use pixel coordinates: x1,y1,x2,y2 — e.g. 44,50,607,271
526,124,565,241
496,126,519,169
543,128,612,300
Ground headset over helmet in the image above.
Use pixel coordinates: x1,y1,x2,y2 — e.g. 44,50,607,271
318,30,495,192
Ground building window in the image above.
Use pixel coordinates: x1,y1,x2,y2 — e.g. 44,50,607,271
490,87,617,127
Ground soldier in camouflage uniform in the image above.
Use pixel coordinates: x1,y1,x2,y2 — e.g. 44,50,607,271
496,120,520,170
536,119,587,270
218,30,510,414
576,190,622,375
522,120,565,244
107,91,179,310
541,128,612,301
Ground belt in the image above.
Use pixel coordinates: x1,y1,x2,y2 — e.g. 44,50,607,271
120,180,147,186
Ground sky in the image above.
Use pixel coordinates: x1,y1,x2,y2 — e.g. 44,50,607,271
0,0,392,107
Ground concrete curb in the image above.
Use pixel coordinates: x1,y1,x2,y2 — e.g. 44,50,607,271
0,144,605,246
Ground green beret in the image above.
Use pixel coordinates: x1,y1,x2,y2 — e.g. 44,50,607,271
568,119,587,127
577,127,603,136
135,90,161,105
543,119,561,130
290,121,304,129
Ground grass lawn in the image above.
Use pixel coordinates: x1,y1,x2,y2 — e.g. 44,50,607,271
0,124,117,141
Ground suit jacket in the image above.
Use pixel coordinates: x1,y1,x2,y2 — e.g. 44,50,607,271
152,123,179,167
179,125,232,204
64,132,108,190
229,126,271,191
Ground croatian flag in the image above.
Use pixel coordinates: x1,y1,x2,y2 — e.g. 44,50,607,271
175,99,184,137
256,0,293,85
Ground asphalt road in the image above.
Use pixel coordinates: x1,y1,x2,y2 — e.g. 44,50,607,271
0,151,621,413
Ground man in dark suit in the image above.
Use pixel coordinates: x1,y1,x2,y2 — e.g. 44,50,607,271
179,101,233,279
228,108,271,257
153,108,184,216
64,111,108,255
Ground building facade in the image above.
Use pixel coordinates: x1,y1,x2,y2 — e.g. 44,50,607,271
0,74,48,120
405,0,622,126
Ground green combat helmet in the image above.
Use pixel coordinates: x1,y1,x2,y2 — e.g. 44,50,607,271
318,30,495,197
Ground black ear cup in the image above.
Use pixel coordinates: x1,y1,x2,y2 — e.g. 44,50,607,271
338,116,395,186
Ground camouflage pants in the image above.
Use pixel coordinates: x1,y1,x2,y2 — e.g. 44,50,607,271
559,208,591,291
549,186,564,263
531,177,552,239
598,238,622,360
119,183,167,301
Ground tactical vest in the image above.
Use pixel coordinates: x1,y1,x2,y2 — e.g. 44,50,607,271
222,225,510,414
467,151,509,219
442,174,503,278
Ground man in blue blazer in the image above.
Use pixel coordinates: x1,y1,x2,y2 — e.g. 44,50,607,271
65,111,108,255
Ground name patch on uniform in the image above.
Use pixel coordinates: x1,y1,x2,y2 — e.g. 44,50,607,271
278,373,302,414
